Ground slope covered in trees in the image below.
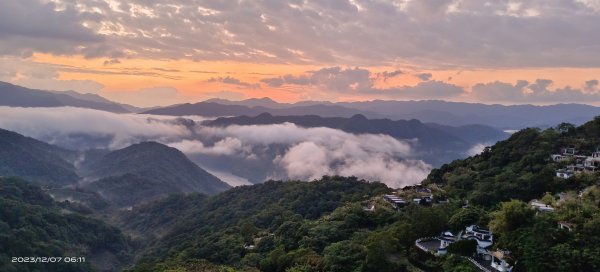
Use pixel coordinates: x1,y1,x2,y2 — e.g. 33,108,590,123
0,177,131,272
0,128,79,186
427,117,600,206
80,142,230,206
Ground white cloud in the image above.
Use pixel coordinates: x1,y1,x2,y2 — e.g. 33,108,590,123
0,106,431,187
0,106,191,149
467,143,490,156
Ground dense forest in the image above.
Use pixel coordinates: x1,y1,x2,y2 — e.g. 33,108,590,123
0,178,131,272
2,117,600,271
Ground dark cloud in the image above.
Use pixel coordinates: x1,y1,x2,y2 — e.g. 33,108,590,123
261,66,462,99
152,67,180,72
103,59,121,66
585,79,599,91
207,76,260,88
0,0,105,57
376,70,404,81
416,73,432,81
384,80,464,99
472,79,600,103
3,0,600,68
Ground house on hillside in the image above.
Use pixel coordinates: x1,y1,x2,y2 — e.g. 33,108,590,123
556,169,574,179
530,199,554,213
551,154,568,162
437,231,457,255
561,147,577,156
383,194,406,209
463,225,494,253
490,250,514,272
558,221,574,231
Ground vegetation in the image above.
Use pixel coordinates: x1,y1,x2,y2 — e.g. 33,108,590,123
3,117,600,271
0,177,131,272
0,128,78,186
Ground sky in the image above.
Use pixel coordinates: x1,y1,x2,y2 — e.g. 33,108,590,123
2,0,600,107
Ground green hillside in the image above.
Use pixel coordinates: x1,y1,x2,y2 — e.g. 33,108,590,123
426,117,600,206
0,177,131,272
0,128,79,186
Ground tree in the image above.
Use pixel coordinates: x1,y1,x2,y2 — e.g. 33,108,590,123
448,207,482,231
489,200,535,235
447,240,477,256
322,241,366,272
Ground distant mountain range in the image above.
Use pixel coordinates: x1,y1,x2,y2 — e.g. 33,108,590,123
3,81,599,129
0,81,140,113
146,97,600,129
206,112,507,151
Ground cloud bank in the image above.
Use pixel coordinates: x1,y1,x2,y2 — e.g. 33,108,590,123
4,0,600,68
0,106,430,187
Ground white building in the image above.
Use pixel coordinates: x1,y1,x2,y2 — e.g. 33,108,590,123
530,199,555,212
556,169,574,179
463,225,494,253
490,251,514,272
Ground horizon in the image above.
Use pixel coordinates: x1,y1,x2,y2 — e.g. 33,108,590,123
2,1,600,107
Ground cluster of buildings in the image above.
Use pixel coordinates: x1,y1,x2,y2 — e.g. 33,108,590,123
552,147,600,179
382,185,436,209
416,225,514,272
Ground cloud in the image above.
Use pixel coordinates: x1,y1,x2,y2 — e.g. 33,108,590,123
376,70,404,81
204,90,246,101
196,122,431,187
261,67,463,99
0,0,106,57
0,107,191,149
102,86,181,107
584,79,599,92
472,79,600,103
385,80,464,99
3,0,600,67
103,58,121,66
416,73,432,81
169,137,245,156
467,143,490,156
207,76,260,88
0,57,105,93
0,107,431,187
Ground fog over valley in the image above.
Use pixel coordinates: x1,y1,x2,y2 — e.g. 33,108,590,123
0,106,439,188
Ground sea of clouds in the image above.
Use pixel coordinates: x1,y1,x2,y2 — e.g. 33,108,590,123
0,106,432,188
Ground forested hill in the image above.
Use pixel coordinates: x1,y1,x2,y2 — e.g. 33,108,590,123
0,177,131,272
119,177,396,271
426,116,600,206
0,128,79,186
80,141,231,202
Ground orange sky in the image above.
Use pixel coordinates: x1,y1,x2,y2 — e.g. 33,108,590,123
31,53,600,106
3,1,600,107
